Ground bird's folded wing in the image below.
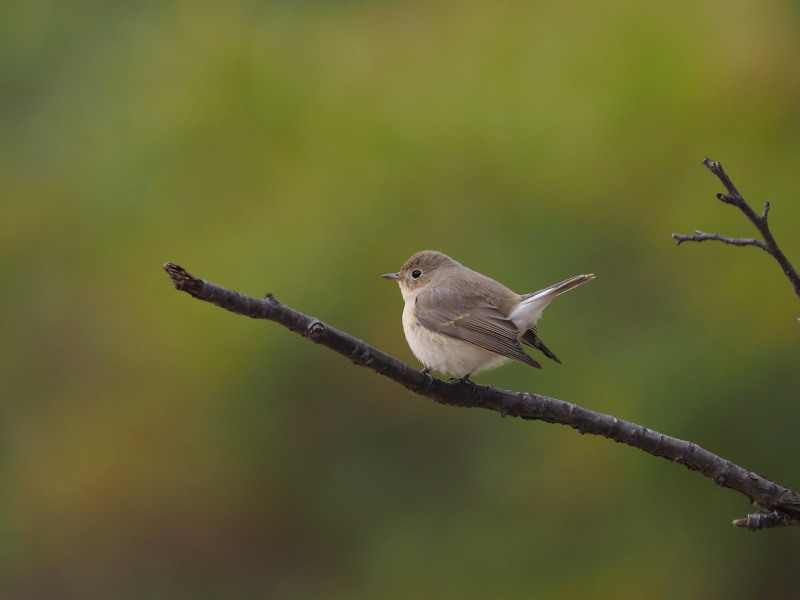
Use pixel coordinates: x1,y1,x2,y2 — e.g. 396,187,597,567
415,293,541,368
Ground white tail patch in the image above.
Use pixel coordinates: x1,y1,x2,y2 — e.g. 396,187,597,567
509,274,594,330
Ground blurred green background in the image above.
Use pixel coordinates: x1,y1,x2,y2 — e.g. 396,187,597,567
3,0,800,597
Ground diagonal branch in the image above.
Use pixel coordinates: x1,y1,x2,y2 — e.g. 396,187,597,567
164,262,800,530
673,158,800,304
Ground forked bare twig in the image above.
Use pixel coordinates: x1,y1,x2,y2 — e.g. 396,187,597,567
674,158,800,304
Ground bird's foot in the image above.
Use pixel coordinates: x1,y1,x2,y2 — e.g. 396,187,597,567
409,367,435,394
447,374,475,390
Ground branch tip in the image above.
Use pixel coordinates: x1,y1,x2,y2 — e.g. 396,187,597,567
732,517,748,529
703,158,722,175
163,262,204,295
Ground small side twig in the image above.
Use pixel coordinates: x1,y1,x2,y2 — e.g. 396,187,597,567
673,230,766,250
673,158,800,304
163,262,800,530
732,510,800,531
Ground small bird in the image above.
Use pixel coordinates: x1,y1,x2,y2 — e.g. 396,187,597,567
382,250,594,380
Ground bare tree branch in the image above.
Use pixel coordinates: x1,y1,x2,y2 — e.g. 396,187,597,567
673,158,800,303
164,262,800,530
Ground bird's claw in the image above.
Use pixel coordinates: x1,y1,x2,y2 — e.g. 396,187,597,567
447,374,475,390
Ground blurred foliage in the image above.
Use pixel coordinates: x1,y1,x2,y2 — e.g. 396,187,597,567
2,0,800,597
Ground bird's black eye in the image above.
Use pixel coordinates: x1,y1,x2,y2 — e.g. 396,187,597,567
411,269,423,280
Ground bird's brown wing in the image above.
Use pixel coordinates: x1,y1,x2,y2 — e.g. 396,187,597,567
415,290,541,369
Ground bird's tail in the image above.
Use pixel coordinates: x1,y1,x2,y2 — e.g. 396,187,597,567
510,273,595,331
512,273,595,364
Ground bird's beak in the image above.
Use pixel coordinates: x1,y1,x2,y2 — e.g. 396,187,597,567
382,272,401,281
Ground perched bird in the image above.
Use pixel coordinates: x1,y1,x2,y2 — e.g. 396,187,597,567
382,250,594,380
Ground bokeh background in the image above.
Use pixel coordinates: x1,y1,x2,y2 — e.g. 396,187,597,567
3,0,800,597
